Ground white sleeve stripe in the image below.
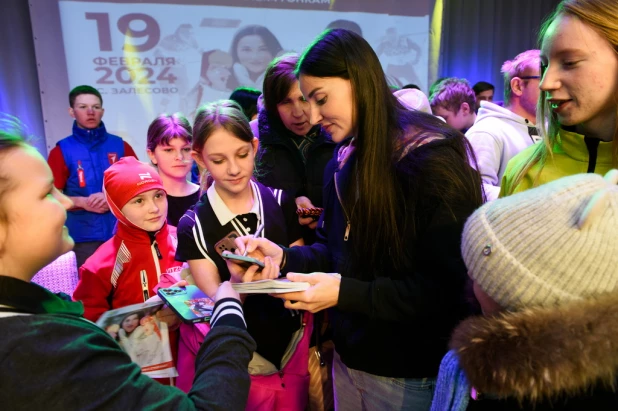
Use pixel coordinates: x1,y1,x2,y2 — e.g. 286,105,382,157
191,225,208,258
211,308,246,328
255,183,266,238
212,300,243,318
192,214,217,267
194,214,208,252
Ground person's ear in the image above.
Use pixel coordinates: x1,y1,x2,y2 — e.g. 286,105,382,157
146,149,157,165
68,106,76,119
460,102,471,115
191,150,207,170
252,137,259,153
510,77,524,97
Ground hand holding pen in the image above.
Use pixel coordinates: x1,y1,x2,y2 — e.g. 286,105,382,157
242,221,264,256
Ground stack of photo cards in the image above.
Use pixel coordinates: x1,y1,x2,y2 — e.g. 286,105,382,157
96,301,177,379
231,278,310,294
231,273,341,294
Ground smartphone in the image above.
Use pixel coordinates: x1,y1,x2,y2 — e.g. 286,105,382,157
221,250,265,271
214,231,240,256
157,285,214,324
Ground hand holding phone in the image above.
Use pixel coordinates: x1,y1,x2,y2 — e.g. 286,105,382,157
221,250,265,271
157,285,214,324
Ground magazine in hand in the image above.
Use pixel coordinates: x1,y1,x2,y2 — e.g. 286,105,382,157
231,273,341,294
96,301,177,379
157,285,215,324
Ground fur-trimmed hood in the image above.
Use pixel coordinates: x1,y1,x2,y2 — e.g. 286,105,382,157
452,291,618,403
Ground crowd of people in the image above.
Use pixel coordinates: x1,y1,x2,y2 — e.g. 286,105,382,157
1,0,617,409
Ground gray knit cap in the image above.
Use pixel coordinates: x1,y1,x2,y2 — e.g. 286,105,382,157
462,170,618,310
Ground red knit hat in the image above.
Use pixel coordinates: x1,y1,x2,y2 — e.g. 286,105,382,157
103,156,166,219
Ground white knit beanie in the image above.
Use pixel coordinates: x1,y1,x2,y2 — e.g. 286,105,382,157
394,88,433,114
462,170,618,310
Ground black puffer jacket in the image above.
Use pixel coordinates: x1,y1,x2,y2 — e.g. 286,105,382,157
252,109,335,208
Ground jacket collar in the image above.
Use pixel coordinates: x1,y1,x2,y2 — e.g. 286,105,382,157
115,219,170,245
207,180,262,226
452,291,618,402
557,128,614,165
71,120,108,148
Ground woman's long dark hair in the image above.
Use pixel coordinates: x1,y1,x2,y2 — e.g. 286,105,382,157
296,29,405,274
297,29,483,278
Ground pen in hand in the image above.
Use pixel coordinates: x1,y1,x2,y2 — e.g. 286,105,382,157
242,221,264,256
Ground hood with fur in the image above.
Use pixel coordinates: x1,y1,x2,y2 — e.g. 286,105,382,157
452,291,618,403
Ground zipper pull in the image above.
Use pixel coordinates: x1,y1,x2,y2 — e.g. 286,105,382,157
77,160,86,188
344,221,350,241
140,270,149,301
153,242,162,259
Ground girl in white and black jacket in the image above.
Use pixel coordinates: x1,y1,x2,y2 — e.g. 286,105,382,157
176,100,312,410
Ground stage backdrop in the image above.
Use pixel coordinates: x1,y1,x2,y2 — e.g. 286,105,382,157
29,0,430,158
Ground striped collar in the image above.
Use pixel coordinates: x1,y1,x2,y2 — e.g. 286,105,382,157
206,180,262,227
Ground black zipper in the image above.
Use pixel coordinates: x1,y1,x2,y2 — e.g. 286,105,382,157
584,137,599,173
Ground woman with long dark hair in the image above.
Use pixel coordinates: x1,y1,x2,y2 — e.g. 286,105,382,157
232,29,483,410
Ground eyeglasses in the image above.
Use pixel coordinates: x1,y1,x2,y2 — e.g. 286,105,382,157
519,76,540,80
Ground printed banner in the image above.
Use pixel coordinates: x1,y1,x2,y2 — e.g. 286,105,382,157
58,0,429,157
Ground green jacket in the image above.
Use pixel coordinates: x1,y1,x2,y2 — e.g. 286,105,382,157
500,129,614,196
0,276,255,411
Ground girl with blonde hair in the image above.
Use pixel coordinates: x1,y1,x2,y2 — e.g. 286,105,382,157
501,0,618,195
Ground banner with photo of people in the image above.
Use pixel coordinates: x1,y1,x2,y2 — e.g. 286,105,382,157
40,0,430,156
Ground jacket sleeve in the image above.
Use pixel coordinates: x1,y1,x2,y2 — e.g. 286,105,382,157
187,297,255,410
0,298,254,411
282,222,331,273
72,264,113,322
47,146,69,191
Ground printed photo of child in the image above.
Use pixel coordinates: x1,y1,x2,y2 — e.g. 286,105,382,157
96,303,177,378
